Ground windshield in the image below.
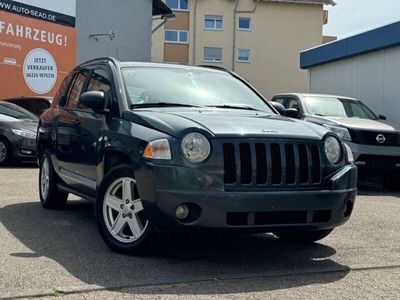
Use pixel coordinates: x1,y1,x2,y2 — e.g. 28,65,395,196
303,96,377,120
122,67,274,113
0,102,38,121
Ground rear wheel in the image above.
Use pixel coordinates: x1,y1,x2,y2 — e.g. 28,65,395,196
39,152,68,209
273,229,333,243
0,138,11,166
96,165,153,255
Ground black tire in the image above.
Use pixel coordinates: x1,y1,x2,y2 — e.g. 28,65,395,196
39,151,68,209
95,164,154,255
382,176,400,191
0,138,11,166
273,229,334,243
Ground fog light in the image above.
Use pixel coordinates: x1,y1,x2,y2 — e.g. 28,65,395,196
175,204,189,220
21,150,33,155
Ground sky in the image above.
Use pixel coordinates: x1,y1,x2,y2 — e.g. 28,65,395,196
323,0,400,39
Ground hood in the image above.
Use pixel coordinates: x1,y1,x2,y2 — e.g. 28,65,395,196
123,108,328,140
305,115,399,132
0,118,38,132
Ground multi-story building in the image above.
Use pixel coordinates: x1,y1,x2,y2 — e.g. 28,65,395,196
152,0,335,99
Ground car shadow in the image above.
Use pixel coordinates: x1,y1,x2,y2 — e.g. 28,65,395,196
0,200,349,295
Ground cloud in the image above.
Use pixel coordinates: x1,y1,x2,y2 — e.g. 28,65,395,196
324,0,400,38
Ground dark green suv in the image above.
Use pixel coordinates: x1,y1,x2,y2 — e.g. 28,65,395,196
37,58,357,254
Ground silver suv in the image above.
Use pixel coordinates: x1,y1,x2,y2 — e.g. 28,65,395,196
271,93,400,190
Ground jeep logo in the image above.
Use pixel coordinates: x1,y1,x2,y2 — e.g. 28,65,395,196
376,134,386,144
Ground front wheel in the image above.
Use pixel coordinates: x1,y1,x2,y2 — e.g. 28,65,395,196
273,229,333,243
96,165,153,255
0,138,11,166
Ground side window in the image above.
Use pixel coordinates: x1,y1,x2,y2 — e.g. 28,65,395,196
272,98,285,105
87,68,114,110
66,71,90,109
287,98,300,111
54,73,74,107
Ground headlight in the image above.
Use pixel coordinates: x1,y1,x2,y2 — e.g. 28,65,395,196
143,139,171,160
323,124,351,141
11,129,37,139
324,136,342,165
344,143,354,163
181,132,211,163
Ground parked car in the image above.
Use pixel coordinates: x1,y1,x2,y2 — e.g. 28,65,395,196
0,102,38,165
271,93,400,189
37,58,357,255
0,96,52,117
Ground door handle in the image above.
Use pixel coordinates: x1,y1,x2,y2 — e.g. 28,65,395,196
71,119,81,126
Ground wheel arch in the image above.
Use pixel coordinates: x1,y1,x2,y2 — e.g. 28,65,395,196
102,150,133,177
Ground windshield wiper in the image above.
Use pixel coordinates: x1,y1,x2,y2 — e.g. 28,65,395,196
205,104,259,111
130,102,203,109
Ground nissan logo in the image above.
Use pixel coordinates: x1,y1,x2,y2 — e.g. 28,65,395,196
376,134,386,144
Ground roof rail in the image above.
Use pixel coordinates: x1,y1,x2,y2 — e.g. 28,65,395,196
197,65,233,74
78,57,121,68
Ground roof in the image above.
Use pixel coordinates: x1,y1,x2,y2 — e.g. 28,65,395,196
273,93,358,101
262,0,335,5
301,21,400,69
152,0,172,16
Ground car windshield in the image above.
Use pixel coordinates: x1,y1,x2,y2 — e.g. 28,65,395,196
0,102,38,121
303,96,377,120
122,67,274,113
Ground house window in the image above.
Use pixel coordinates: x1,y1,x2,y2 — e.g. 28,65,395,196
238,17,251,30
165,30,189,43
237,49,251,62
204,15,223,30
204,47,222,62
166,0,188,11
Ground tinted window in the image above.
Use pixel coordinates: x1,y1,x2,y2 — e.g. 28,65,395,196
287,98,300,110
54,73,74,107
87,68,114,110
122,67,273,113
0,102,38,121
66,71,90,109
273,98,285,105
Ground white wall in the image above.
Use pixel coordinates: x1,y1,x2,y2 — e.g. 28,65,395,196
309,45,400,126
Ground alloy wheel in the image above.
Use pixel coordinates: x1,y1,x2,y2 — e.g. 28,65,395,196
0,141,7,163
40,156,50,199
103,177,148,243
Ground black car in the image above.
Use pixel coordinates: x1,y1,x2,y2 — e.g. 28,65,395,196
0,96,52,117
0,102,38,165
37,58,357,254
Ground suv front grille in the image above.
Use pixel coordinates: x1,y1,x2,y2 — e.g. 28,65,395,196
349,130,399,146
223,141,322,188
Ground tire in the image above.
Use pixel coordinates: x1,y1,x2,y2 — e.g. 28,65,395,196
39,151,68,209
0,138,11,166
95,164,153,255
273,229,334,243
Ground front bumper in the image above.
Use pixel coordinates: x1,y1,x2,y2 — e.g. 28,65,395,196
136,163,357,232
8,134,37,160
346,141,400,173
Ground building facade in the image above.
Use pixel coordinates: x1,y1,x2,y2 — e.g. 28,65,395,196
152,0,334,99
301,21,400,126
77,0,170,64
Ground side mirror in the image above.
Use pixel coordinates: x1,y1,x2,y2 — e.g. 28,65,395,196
379,115,387,120
285,108,300,119
271,102,286,115
79,91,105,110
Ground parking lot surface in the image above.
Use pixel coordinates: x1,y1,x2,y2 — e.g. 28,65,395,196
0,166,399,299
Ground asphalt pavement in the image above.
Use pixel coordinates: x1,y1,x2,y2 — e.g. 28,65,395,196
0,166,399,299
